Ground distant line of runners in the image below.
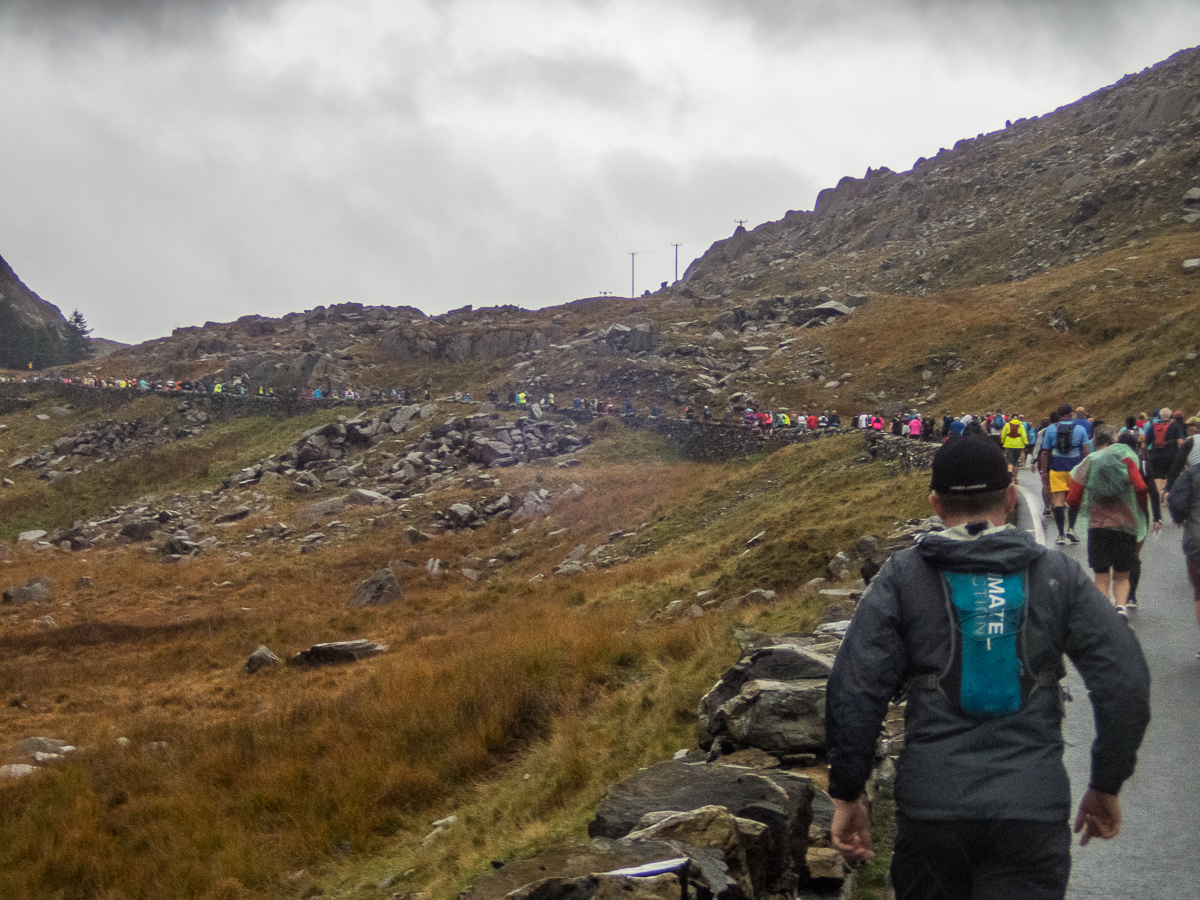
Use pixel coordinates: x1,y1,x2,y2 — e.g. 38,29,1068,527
937,402,1200,659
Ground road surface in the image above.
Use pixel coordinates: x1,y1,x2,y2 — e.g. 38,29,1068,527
1015,469,1200,898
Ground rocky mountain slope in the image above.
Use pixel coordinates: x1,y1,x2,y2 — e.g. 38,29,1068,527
33,44,1194,425
0,252,69,334
1,44,1199,900
679,44,1200,299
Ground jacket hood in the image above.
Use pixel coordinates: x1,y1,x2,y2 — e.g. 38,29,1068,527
916,525,1045,574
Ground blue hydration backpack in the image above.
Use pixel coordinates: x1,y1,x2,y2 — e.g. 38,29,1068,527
939,571,1027,717
907,565,1062,719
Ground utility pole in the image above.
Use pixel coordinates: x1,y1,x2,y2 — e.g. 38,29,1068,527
671,242,682,282
629,252,637,298
734,219,747,229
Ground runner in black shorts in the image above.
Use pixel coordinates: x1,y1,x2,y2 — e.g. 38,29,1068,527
1067,426,1150,619
1087,528,1138,576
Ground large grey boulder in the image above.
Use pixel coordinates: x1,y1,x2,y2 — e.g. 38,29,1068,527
290,639,388,667
698,644,833,753
707,680,828,754
588,760,813,894
3,578,52,605
447,503,477,527
213,505,252,524
9,737,72,757
119,518,161,541
300,496,349,520
507,871,682,900
624,806,768,899
462,839,723,900
244,645,282,674
347,569,402,608
346,488,391,506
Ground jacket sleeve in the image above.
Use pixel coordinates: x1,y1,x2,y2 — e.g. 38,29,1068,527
1059,558,1151,795
1166,436,1193,491
826,555,909,801
1125,457,1148,517
1168,465,1195,525
1066,458,1088,510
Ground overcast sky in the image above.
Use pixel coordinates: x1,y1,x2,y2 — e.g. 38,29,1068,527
0,0,1196,345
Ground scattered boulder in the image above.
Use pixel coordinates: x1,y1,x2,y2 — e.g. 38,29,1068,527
404,526,432,544
244,645,282,674
623,805,768,899
120,518,162,541
588,760,814,895
464,840,704,900
3,578,52,605
9,737,73,757
290,639,389,667
347,569,403,608
698,644,834,754
213,505,252,524
300,496,349,520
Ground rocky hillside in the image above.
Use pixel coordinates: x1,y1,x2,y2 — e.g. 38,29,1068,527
27,44,1190,427
0,253,69,334
679,44,1200,299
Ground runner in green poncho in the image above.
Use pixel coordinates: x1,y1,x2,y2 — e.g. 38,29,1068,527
1067,426,1153,619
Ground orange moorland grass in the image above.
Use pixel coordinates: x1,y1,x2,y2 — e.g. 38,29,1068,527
819,229,1200,419
0,399,929,900
0,528,722,900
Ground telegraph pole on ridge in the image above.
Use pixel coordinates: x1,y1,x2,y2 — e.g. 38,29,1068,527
629,252,637,298
671,242,681,282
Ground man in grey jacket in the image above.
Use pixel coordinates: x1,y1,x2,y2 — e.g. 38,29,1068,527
827,435,1150,899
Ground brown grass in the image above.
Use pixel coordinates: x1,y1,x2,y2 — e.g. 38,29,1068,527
0,419,930,900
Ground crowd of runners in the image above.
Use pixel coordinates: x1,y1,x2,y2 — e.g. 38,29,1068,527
933,402,1200,660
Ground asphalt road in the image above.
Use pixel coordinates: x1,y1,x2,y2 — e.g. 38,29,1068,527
1015,469,1200,898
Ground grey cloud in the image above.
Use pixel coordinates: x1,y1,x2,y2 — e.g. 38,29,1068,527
0,0,283,42
683,0,1181,63
463,51,649,112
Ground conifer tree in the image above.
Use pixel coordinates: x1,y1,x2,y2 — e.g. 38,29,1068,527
65,308,94,362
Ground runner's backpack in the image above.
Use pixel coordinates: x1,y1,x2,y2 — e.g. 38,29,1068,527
1007,420,1022,439
1087,451,1131,503
1151,420,1171,451
910,568,1058,719
1054,422,1075,455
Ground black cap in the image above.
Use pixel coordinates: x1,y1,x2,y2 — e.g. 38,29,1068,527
930,435,1011,495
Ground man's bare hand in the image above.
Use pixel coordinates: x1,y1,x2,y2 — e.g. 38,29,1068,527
832,798,875,863
1074,788,1121,846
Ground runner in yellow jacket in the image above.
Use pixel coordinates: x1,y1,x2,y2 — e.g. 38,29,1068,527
1000,415,1029,483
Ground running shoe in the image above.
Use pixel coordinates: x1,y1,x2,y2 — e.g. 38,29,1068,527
1066,529,1081,544
1126,599,1138,610
1055,534,1067,545
1116,606,1128,620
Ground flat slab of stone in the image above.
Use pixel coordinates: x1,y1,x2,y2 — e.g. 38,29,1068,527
463,839,681,900
299,496,348,520
290,639,388,667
